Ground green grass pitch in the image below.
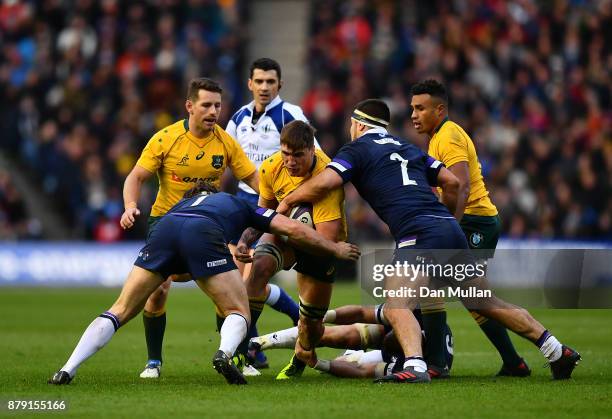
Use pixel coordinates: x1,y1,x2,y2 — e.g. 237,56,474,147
1,284,610,418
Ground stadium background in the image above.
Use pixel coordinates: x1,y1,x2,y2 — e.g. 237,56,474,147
0,0,609,244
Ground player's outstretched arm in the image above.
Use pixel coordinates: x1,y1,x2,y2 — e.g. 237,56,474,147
277,168,343,214
269,215,360,261
313,358,377,378
120,166,154,229
234,195,278,262
436,167,460,216
242,170,260,195
234,227,263,263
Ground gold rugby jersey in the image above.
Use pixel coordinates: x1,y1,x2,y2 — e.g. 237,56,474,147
259,148,347,241
137,119,256,216
428,119,497,216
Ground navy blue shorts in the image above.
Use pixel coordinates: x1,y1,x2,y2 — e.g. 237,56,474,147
134,214,237,279
393,218,477,281
396,217,469,250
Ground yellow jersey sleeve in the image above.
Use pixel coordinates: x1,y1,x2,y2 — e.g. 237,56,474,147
221,129,256,180
136,133,166,173
435,127,469,168
258,158,276,201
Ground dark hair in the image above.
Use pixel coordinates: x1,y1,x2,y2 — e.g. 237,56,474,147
249,58,282,80
411,79,448,104
186,78,223,101
280,120,316,150
354,99,391,126
183,180,219,199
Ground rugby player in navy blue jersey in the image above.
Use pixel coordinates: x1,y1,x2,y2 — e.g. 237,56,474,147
48,181,359,386
277,99,581,383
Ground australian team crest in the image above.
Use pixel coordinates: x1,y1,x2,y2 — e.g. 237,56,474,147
211,155,224,169
470,232,483,247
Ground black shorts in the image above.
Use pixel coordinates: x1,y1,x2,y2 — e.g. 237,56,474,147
292,249,336,283
135,214,237,279
460,214,501,259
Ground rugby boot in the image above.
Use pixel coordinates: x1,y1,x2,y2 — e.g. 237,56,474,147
496,358,531,377
48,370,72,385
374,366,431,384
213,350,247,385
550,346,581,379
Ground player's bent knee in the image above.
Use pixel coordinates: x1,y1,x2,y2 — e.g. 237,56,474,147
109,303,140,324
146,282,171,309
216,297,250,319
253,243,283,274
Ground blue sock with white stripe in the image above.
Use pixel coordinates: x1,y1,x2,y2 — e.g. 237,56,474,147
266,284,299,325
61,312,120,377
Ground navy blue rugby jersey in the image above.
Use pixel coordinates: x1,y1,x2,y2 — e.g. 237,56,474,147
166,192,277,242
328,128,454,242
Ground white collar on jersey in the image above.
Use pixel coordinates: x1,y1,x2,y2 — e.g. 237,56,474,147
358,127,388,139
247,95,283,113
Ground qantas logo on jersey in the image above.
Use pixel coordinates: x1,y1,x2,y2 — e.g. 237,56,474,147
170,171,217,183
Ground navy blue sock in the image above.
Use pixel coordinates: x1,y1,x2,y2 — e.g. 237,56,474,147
267,284,299,325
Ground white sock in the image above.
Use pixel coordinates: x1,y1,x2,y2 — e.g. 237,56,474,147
61,313,120,377
358,350,384,366
403,357,427,373
540,335,562,362
255,327,298,350
265,284,281,305
219,313,248,357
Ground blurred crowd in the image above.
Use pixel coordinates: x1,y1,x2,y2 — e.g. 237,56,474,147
304,0,611,241
0,168,41,239
0,0,610,243
0,0,247,240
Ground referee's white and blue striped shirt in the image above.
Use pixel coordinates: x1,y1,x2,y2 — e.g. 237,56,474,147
226,96,319,194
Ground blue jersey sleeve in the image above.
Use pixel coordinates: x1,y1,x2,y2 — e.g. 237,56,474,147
424,154,445,186
249,205,277,232
327,142,362,183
